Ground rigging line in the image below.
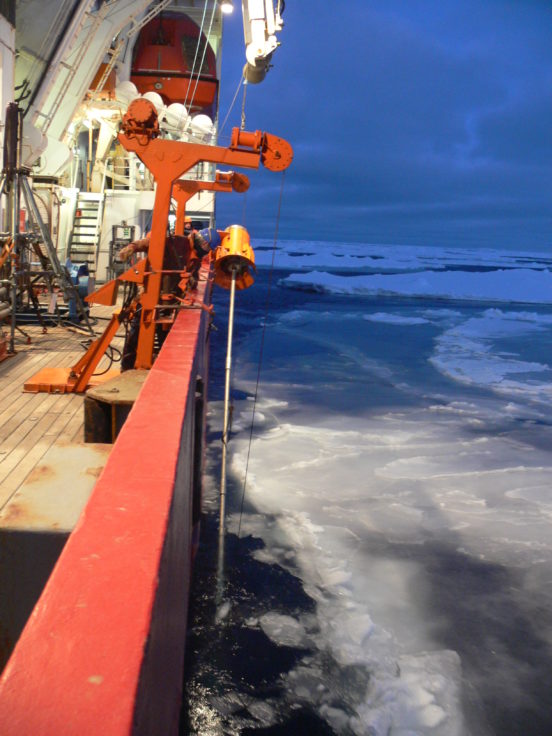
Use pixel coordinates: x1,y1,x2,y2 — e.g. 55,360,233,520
241,189,247,226
237,171,287,540
219,73,245,137
185,1,218,117
182,0,208,111
240,80,248,130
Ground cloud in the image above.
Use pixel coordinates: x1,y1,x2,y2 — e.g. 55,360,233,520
217,1,552,249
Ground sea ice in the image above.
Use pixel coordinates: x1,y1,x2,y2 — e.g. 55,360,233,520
363,313,430,325
280,267,552,304
215,600,231,622
254,239,552,281
430,310,552,403
259,613,308,648
198,240,552,734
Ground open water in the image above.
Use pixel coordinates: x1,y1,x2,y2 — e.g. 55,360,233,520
181,243,552,736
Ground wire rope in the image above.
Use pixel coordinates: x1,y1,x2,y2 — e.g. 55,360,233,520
185,1,218,117
237,171,286,539
182,0,209,111
241,189,248,226
240,80,248,130
219,73,246,137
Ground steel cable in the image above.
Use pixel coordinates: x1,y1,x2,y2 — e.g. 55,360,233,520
219,73,246,137
182,0,209,111
184,1,218,117
237,170,287,539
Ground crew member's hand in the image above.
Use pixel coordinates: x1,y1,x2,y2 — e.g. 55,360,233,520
118,244,134,261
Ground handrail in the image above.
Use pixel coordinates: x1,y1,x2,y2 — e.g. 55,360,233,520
0,273,212,735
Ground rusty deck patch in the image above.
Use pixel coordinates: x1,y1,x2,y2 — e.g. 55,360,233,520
0,441,112,533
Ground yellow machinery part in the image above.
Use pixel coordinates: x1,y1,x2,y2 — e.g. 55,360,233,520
212,225,255,290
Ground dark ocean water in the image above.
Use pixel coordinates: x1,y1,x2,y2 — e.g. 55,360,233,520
182,270,334,735
181,266,552,736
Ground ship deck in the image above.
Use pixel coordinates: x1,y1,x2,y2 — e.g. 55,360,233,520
0,306,121,516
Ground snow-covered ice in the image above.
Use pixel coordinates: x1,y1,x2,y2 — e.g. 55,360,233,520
189,240,552,735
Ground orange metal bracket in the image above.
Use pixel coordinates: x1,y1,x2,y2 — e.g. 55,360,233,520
86,259,148,307
173,171,250,234
69,311,125,392
24,311,123,393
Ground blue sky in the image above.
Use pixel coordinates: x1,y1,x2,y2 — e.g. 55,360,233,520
214,1,552,250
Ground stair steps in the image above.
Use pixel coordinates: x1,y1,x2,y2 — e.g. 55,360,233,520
67,193,104,275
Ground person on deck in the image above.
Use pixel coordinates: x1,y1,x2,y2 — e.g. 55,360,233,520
117,218,219,370
118,217,211,291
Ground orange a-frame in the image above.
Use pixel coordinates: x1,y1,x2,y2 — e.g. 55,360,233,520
24,98,293,393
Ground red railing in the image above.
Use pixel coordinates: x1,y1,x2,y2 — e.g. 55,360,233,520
0,276,211,736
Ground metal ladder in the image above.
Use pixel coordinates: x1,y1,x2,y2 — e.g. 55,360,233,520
67,192,105,278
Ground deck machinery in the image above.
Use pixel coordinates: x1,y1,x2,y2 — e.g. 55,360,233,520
24,97,292,393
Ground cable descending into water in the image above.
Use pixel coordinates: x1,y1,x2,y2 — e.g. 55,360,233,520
237,171,287,539
216,264,238,604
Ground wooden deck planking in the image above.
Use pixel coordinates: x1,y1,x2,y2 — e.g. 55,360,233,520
0,396,83,501
0,394,61,455
57,407,87,444
0,393,35,432
0,308,124,512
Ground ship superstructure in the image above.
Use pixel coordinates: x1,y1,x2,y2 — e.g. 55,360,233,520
4,0,285,283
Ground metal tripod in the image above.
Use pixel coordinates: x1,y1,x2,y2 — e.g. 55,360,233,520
0,103,94,354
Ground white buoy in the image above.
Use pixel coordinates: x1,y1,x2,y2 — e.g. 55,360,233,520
190,114,214,140
163,102,189,132
114,81,138,107
143,91,165,114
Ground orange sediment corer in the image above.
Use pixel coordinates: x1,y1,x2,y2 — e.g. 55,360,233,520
212,225,255,290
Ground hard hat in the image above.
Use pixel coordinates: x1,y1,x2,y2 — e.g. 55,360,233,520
199,227,221,248
184,216,192,224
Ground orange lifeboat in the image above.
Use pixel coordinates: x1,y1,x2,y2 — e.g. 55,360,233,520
130,12,218,114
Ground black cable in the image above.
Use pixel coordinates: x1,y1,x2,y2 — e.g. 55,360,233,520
92,344,122,376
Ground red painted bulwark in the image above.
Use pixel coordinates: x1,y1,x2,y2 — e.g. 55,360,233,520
0,275,212,735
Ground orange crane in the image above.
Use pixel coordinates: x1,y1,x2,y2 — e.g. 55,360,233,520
24,98,293,393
